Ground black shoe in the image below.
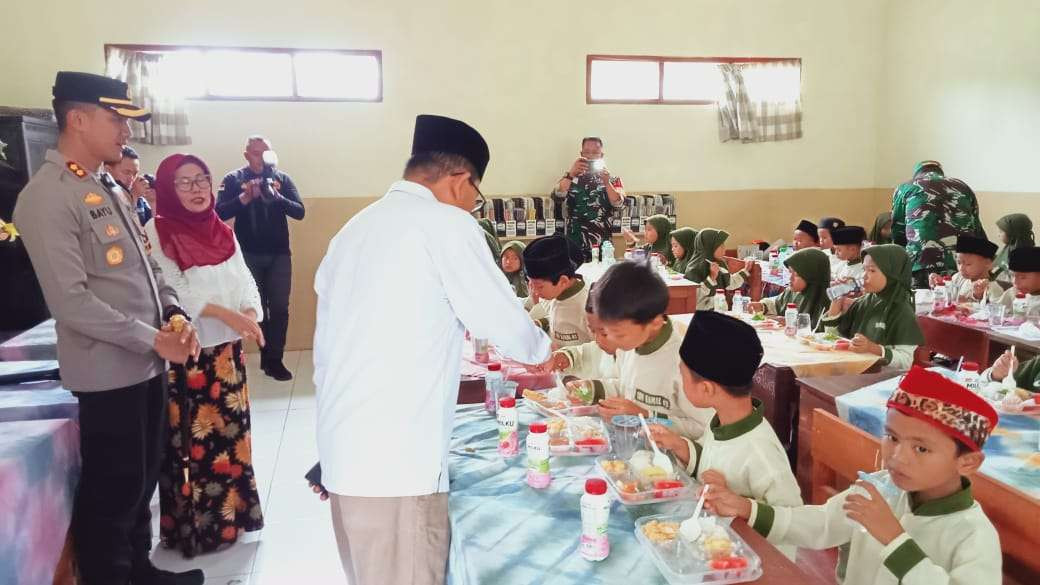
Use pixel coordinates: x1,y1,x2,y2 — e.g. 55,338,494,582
132,565,205,585
265,360,293,381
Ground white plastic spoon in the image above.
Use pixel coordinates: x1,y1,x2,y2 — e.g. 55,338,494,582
680,484,711,541
638,413,674,474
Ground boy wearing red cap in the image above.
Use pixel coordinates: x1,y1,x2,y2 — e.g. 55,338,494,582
706,367,1002,585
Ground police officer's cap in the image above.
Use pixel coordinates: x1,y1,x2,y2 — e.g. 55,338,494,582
52,71,151,121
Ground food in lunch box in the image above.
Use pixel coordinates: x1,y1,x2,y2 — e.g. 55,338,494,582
641,520,680,543
629,450,654,473
701,526,735,559
639,465,670,482
709,556,750,570
547,418,567,435
750,313,765,321
600,460,628,477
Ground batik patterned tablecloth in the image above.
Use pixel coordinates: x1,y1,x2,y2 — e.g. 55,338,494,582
0,379,78,423
835,368,1040,500
0,320,57,362
447,403,693,585
0,418,80,585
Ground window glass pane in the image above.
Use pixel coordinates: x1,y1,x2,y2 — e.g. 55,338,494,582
153,50,207,98
294,52,380,99
205,50,293,97
662,61,723,101
589,59,660,100
743,63,801,103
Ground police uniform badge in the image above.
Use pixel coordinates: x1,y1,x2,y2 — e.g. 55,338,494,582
105,244,125,266
67,161,88,179
84,192,104,206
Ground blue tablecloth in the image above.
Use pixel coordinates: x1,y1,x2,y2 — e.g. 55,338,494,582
447,403,696,585
0,320,57,362
835,369,1040,500
0,418,80,585
0,379,78,423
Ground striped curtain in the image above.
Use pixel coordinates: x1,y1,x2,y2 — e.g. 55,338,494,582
717,60,802,143
105,48,192,146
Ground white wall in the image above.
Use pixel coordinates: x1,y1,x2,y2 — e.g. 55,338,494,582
876,0,1040,193
1,0,886,197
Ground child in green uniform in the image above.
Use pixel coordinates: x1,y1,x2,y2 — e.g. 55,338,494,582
821,244,925,369
705,367,1002,585
669,227,698,274
752,247,831,330
685,228,753,310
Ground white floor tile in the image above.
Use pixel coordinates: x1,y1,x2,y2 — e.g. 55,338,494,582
251,516,345,583
150,539,260,579
262,477,332,524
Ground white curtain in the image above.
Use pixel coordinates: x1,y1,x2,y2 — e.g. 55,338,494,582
717,60,802,143
105,48,191,146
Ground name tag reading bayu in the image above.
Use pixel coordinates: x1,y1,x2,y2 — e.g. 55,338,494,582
89,206,115,221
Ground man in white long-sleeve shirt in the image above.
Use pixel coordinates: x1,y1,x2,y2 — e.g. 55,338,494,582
312,115,552,585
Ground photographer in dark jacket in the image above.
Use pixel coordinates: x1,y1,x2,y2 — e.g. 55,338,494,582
216,135,304,381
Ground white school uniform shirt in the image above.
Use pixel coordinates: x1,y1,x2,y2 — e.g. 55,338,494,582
749,475,1001,585
313,180,551,498
593,318,714,441
557,340,617,381
681,401,802,559
143,220,262,348
832,258,865,284
948,273,1003,304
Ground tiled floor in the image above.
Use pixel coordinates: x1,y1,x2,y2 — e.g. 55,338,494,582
149,350,348,585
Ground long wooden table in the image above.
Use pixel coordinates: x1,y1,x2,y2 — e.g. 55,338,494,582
917,314,1040,368
794,371,903,497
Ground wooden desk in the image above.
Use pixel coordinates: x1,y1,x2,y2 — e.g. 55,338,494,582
666,282,697,314
730,519,834,585
795,371,903,497
917,314,1040,368
917,314,997,367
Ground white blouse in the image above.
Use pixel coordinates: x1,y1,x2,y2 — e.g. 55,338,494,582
144,220,263,348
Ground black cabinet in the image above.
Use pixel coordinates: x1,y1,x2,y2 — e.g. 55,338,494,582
0,113,57,337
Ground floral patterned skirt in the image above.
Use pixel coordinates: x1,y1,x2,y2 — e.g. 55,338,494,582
159,340,263,558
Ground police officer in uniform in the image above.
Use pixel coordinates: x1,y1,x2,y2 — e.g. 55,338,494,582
13,72,205,585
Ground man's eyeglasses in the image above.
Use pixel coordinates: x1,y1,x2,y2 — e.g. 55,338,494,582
173,175,212,192
469,178,486,214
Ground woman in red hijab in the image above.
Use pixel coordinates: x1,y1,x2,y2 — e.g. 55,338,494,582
144,153,265,557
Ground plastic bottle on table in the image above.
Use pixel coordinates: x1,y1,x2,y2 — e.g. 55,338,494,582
713,289,728,312
580,478,611,561
784,303,799,337
525,422,551,489
601,240,615,265
591,245,601,265
484,363,503,414
474,338,490,363
932,286,948,314
497,396,519,457
731,292,745,315
959,362,982,394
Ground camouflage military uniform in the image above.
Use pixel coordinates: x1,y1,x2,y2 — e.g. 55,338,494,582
891,168,985,286
553,173,623,259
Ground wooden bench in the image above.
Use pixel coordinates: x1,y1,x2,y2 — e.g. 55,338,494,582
811,409,1040,583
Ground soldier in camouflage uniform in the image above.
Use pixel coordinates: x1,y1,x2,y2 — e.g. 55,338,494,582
891,160,985,288
552,137,625,261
